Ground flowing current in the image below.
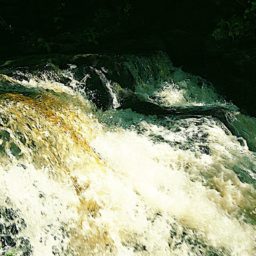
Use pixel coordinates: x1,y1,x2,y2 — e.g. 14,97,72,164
0,53,255,256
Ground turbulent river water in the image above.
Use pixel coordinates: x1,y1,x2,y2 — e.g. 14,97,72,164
0,52,255,256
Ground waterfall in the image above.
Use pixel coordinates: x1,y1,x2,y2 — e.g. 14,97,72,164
0,52,255,256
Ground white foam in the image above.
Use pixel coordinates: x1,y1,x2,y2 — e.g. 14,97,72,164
0,63,255,256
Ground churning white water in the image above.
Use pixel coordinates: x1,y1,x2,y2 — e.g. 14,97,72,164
0,53,255,256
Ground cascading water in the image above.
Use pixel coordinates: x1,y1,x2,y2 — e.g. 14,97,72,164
0,52,255,256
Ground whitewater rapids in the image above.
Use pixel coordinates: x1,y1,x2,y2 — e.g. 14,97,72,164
0,53,255,256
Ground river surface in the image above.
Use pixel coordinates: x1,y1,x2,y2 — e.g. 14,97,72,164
0,53,255,256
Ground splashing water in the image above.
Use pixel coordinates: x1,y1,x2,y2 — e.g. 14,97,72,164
0,53,255,256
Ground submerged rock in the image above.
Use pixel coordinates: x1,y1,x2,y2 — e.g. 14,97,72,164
72,54,136,91
78,67,113,110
